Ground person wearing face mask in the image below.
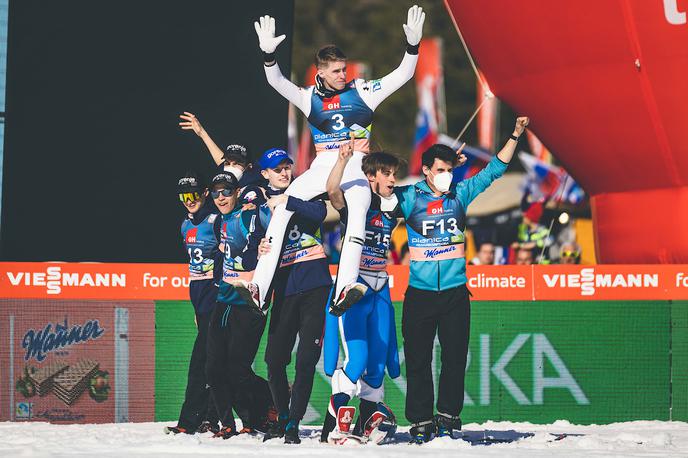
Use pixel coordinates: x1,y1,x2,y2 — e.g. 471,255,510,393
232,6,425,318
395,117,530,444
319,136,402,445
253,148,332,444
178,111,263,203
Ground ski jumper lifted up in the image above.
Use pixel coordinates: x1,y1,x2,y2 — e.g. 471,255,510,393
233,5,425,314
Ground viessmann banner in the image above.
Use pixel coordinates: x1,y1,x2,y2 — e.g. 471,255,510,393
2,262,688,301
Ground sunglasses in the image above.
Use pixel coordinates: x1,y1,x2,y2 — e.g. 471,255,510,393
211,188,237,199
561,250,580,258
179,192,201,203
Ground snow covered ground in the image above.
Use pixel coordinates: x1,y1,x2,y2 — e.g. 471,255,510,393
1,420,687,457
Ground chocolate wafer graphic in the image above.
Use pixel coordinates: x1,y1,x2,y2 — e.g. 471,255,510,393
27,360,68,396
52,359,99,405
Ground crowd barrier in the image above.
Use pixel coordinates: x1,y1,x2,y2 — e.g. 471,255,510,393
1,262,687,425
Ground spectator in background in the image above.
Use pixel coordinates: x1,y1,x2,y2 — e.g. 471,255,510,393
515,247,534,265
559,242,581,264
387,240,400,264
511,189,552,262
470,242,495,266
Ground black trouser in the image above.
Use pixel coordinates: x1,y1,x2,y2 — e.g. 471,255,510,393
402,284,470,424
176,280,218,431
206,302,271,429
264,285,329,421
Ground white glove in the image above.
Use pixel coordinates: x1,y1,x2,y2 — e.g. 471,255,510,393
402,5,425,46
253,15,286,54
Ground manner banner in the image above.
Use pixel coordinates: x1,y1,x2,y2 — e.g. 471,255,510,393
0,299,155,423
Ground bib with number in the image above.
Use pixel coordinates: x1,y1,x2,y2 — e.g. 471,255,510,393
405,193,466,262
307,81,373,153
181,213,219,280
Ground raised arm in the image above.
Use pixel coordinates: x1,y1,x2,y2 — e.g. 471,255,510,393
326,134,355,211
497,117,529,163
179,112,225,166
359,5,425,111
459,117,529,204
255,15,311,115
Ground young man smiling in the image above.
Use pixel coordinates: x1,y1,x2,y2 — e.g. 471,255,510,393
395,117,529,443
321,137,403,444
165,173,222,436
233,5,425,318
204,171,276,439
254,148,332,444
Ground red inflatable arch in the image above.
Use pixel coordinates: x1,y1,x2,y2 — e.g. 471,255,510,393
445,0,688,263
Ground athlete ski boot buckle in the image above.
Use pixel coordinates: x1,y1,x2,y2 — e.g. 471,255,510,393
435,412,461,438
327,406,357,445
366,402,397,445
329,282,367,317
409,420,435,444
230,280,267,315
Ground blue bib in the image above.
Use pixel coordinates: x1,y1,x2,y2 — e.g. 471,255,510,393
405,190,466,262
181,213,220,280
307,81,373,152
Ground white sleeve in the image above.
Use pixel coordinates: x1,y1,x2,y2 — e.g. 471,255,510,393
358,52,418,111
263,64,312,116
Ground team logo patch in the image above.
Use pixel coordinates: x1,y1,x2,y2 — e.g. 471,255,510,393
371,79,382,92
370,213,384,228
427,199,444,215
243,191,258,202
323,95,341,111
185,227,198,244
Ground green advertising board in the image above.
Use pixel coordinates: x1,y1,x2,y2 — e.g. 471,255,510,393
155,300,688,425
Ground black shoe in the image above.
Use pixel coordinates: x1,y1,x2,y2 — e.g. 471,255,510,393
409,420,435,444
197,421,220,434
231,280,269,315
320,411,336,443
329,283,367,317
434,413,461,438
284,420,301,444
163,425,192,435
262,416,286,442
212,426,239,439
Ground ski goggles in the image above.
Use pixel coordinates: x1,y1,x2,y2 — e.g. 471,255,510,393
178,191,202,203
561,250,580,258
210,188,237,199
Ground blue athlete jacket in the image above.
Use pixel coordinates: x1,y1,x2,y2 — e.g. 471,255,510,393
396,156,508,291
217,205,263,305
307,81,373,153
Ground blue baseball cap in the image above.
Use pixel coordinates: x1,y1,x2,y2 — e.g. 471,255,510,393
259,148,293,170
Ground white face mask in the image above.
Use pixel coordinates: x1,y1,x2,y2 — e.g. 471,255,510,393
380,193,398,212
223,165,244,182
430,170,453,193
